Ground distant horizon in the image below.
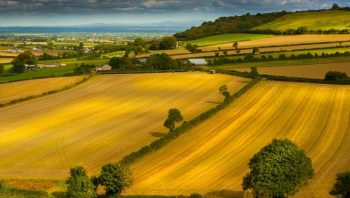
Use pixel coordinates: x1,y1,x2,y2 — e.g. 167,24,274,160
1,0,349,27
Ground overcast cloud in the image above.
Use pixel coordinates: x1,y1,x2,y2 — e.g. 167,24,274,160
0,0,349,26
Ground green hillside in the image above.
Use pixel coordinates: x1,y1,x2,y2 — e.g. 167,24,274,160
255,10,350,31
187,34,273,46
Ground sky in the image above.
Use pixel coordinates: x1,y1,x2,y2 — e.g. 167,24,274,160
0,0,349,26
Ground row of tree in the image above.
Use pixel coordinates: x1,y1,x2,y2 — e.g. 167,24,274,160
66,163,132,198
208,51,350,66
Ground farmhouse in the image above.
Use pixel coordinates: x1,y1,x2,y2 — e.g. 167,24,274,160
95,65,112,71
24,64,39,71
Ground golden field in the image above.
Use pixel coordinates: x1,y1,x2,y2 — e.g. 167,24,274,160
0,58,13,64
0,73,248,179
126,81,350,198
0,76,84,104
200,34,350,51
236,62,350,79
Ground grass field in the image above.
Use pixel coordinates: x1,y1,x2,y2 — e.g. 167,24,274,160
0,73,248,179
187,34,273,46
0,76,83,104
255,10,350,31
0,66,76,83
199,34,350,51
126,81,350,198
101,51,125,58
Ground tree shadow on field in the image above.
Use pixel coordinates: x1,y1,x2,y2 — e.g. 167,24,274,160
51,191,66,198
206,100,221,105
206,190,244,198
149,132,167,137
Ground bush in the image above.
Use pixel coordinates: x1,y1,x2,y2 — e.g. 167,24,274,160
66,166,96,198
329,171,350,197
243,139,314,198
0,65,4,74
325,71,348,81
99,163,133,197
11,51,37,73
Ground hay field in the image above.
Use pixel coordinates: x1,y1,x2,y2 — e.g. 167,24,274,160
127,81,350,198
200,34,350,51
0,58,13,64
255,10,350,31
171,42,350,59
0,73,248,179
235,62,350,79
0,76,84,104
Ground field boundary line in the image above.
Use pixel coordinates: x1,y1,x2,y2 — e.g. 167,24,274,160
120,76,261,165
0,75,92,109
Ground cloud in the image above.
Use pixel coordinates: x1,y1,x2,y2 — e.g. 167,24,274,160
0,0,348,16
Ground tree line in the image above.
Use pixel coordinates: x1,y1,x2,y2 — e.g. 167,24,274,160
208,51,350,66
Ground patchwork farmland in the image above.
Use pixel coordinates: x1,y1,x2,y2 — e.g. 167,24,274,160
0,73,248,179
126,81,350,198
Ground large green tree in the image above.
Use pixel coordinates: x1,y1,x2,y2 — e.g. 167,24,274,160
145,53,177,70
243,139,314,198
66,166,96,198
11,51,37,73
330,171,350,198
99,163,133,197
159,36,177,50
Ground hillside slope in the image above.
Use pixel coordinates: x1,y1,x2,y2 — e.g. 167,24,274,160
255,10,350,31
127,81,350,198
0,73,247,179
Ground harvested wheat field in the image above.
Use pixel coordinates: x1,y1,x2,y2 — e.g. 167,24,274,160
236,62,350,79
0,76,84,104
0,73,248,179
200,34,350,51
126,81,350,198
0,58,13,64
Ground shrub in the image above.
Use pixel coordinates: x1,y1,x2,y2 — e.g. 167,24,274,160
329,171,350,198
243,139,314,198
325,71,348,81
99,163,133,197
66,166,96,198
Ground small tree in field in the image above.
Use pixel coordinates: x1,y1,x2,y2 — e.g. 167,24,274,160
233,41,239,50
66,166,96,198
243,139,314,198
252,47,260,54
219,84,230,101
164,108,184,131
250,67,259,79
99,163,133,197
329,171,350,198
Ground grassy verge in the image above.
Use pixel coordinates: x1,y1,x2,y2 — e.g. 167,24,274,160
0,185,48,198
0,66,76,83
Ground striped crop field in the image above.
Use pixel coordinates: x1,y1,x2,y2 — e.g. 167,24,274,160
0,76,84,104
126,81,350,198
0,73,248,179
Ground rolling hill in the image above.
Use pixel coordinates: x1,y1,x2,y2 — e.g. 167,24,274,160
255,10,350,31
175,9,350,40
126,81,350,198
0,73,247,179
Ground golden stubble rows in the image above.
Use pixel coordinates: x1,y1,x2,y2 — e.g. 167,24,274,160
0,73,248,179
127,81,350,198
0,76,84,104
